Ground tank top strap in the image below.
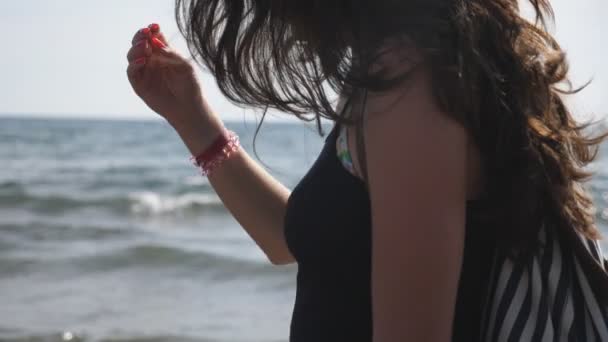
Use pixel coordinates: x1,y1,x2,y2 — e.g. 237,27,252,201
335,124,357,177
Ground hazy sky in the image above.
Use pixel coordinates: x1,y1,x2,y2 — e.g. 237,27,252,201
0,0,606,122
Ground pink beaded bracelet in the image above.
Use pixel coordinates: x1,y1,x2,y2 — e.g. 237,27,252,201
190,130,241,177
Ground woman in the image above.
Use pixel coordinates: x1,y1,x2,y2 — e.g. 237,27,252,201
126,0,608,340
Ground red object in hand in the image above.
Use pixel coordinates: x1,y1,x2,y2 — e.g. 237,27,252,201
190,130,240,177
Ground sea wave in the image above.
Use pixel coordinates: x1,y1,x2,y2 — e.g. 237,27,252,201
127,191,223,215
0,242,279,278
73,243,276,272
0,187,225,216
0,222,133,243
0,181,24,193
1,173,209,194
0,331,216,342
183,175,209,187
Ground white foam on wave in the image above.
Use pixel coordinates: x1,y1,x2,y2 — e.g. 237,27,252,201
603,192,608,202
183,175,209,186
204,242,269,264
128,191,223,214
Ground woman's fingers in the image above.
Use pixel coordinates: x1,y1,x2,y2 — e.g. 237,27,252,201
132,27,151,46
132,23,169,47
149,23,160,33
150,36,167,49
150,46,187,67
126,58,147,86
127,23,185,69
148,23,169,46
129,24,170,60
126,39,151,63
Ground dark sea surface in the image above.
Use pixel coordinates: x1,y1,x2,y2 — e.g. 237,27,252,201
0,116,606,342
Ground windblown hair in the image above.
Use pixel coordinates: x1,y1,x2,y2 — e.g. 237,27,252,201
176,0,607,252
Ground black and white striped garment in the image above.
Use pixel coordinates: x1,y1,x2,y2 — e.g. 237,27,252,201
480,226,608,341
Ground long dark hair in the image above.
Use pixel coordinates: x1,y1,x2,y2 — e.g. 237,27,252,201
176,0,607,253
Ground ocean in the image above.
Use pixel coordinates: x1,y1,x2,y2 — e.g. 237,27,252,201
0,116,607,342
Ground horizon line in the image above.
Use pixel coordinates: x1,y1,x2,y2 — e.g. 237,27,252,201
0,111,332,125
1,111,602,128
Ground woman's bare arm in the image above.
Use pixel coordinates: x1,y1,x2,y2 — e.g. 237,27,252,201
171,114,294,266
126,24,295,265
362,65,468,340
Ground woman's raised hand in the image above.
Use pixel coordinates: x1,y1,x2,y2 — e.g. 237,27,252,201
126,23,211,126
126,23,224,155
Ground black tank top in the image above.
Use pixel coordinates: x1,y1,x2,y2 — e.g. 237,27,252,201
283,123,497,341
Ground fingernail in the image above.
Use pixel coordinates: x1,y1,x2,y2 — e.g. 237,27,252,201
140,27,151,35
134,57,146,65
149,23,160,32
152,37,166,48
